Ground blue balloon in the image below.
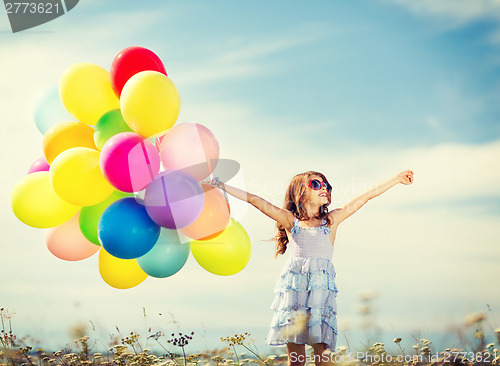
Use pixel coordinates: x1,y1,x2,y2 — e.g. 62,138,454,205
136,229,190,278
34,85,74,134
98,197,160,259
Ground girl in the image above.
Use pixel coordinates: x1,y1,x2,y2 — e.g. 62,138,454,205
210,170,414,366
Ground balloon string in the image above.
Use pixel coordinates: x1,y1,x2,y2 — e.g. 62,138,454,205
154,137,161,151
141,140,150,164
160,175,168,205
210,173,230,210
140,140,155,181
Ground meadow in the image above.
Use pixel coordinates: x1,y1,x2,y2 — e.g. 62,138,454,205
1,308,499,366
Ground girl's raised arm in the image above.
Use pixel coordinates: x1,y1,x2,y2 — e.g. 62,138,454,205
330,170,413,225
214,181,295,230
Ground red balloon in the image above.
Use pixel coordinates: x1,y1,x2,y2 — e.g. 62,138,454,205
110,46,167,97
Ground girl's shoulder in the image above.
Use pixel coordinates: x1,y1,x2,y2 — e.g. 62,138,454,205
328,209,342,227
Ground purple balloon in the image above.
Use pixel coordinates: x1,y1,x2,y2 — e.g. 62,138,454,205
144,170,204,229
28,156,50,174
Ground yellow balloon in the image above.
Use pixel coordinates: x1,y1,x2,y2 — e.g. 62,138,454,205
50,147,114,206
121,71,180,138
43,121,96,164
59,63,119,125
98,248,148,289
190,218,251,276
11,171,80,228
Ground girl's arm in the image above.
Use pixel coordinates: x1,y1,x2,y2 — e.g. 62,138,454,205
215,181,295,230
330,170,413,225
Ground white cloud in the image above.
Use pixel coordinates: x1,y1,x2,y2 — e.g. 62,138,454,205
384,0,500,43
384,0,500,24
171,24,332,87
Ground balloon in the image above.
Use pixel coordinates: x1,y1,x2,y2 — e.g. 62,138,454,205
43,121,96,164
79,190,133,245
27,156,50,174
11,171,79,228
59,62,119,125
180,184,230,240
98,248,148,289
98,197,160,259
144,170,204,229
136,229,190,278
110,46,167,97
100,132,160,192
190,218,251,276
159,123,220,181
50,147,114,206
34,85,74,134
46,214,99,261
94,109,133,150
120,71,180,138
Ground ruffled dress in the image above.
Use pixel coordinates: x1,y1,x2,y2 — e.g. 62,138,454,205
266,217,338,351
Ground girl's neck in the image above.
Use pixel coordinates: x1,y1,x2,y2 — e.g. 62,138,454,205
303,201,321,220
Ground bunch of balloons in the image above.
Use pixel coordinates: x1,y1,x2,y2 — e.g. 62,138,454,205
11,46,251,289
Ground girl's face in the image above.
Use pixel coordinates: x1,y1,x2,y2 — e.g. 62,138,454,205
304,174,331,205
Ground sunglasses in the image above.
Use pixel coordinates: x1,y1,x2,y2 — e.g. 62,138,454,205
308,179,332,191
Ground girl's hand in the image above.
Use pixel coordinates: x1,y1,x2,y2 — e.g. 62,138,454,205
333,170,413,225
397,170,414,185
201,176,223,189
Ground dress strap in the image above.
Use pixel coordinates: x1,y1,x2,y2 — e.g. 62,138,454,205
319,218,331,234
291,217,301,234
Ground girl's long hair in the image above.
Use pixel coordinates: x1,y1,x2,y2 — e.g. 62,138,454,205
275,171,332,258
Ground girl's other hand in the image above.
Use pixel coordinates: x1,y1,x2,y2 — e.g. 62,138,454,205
397,170,414,185
201,176,223,189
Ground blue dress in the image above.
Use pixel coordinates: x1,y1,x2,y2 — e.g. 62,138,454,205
266,217,338,351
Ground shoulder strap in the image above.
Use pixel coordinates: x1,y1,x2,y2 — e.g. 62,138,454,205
291,217,300,234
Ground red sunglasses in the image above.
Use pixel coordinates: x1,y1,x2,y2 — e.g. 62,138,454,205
308,179,332,191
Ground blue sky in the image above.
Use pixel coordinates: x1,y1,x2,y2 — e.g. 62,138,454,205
1,0,499,354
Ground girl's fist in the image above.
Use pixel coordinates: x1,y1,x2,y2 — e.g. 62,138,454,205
398,170,414,185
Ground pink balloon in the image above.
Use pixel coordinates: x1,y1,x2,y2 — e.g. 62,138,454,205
45,214,99,261
28,156,50,174
159,123,219,181
100,132,160,192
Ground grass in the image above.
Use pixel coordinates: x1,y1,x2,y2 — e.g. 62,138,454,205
1,307,499,366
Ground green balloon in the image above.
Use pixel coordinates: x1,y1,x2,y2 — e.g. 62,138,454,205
137,229,190,278
94,109,133,150
79,190,133,245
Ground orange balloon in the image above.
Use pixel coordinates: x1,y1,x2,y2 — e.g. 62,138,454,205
180,184,230,240
43,121,96,164
45,214,99,261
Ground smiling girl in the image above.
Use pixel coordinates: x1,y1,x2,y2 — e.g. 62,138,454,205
210,170,413,366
